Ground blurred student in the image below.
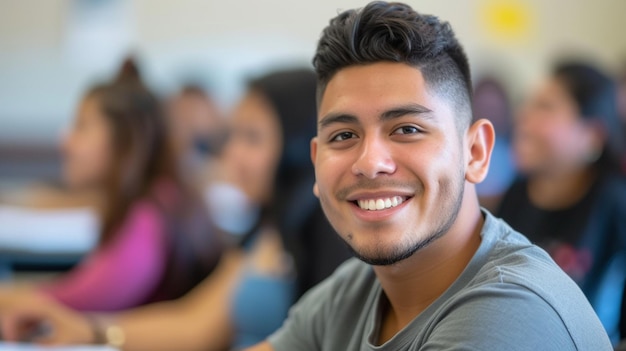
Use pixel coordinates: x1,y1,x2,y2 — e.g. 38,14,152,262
472,77,516,211
167,85,227,181
0,59,222,312
0,68,351,350
498,61,626,344
214,69,352,299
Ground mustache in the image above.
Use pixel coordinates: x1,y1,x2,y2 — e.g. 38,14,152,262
336,179,421,200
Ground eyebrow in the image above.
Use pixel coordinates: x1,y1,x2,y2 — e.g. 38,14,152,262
319,103,434,129
380,103,433,121
318,113,359,129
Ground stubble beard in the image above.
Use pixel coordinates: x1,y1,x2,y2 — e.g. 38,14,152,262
328,170,466,266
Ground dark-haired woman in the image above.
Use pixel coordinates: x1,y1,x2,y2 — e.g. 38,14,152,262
0,68,350,350
0,60,221,312
497,62,626,344
216,69,351,349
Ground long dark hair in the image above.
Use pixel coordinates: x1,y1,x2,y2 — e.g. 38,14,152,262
553,62,624,174
247,69,350,297
85,58,221,301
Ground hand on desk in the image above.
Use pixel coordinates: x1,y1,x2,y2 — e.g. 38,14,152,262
0,289,93,346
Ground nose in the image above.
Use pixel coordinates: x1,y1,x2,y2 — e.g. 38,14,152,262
351,135,396,179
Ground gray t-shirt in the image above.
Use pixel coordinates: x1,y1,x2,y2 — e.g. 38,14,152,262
268,211,612,350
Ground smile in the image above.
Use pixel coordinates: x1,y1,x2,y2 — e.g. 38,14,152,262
355,196,407,211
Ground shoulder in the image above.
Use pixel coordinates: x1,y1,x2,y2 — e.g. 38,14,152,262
128,198,163,218
107,199,167,250
128,178,186,222
449,214,612,349
426,279,610,350
432,276,612,350
479,213,583,293
123,199,165,231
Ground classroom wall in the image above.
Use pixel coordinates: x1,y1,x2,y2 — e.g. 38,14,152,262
1,0,625,142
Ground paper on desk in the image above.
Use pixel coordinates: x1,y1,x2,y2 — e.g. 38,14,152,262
0,205,99,254
0,342,116,351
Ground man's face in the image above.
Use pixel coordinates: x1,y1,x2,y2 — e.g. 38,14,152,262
312,62,467,266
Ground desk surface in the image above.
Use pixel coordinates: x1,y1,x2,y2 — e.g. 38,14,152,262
0,342,116,351
0,205,98,254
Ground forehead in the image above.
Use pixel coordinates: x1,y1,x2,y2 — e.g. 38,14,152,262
319,62,445,121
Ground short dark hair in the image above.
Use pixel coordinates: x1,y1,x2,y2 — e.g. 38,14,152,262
313,1,473,129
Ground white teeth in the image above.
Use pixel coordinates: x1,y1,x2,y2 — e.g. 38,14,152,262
356,196,405,211
375,199,385,210
357,199,368,210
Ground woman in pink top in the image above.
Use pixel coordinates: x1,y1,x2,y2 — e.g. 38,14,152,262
1,59,222,312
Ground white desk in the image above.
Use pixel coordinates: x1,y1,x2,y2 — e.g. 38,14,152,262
0,342,116,351
0,205,99,254
0,205,99,277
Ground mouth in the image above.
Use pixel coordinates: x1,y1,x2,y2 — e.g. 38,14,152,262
351,195,411,211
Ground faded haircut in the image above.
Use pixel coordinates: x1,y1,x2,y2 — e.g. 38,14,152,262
313,1,473,129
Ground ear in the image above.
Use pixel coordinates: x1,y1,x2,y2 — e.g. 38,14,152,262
465,119,495,184
311,137,320,198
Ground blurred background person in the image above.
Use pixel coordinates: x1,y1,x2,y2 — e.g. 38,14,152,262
472,76,516,211
0,68,351,351
497,61,626,344
211,68,352,348
167,84,227,184
0,58,222,312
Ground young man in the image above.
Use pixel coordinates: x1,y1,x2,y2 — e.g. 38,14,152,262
248,2,612,350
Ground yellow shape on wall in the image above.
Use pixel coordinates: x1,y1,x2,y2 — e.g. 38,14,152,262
480,0,533,43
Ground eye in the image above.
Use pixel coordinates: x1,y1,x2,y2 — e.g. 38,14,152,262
392,126,421,135
331,131,357,142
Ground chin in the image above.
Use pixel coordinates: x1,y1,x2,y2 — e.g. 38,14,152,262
343,234,411,265
353,249,418,266
346,227,446,266
349,238,426,266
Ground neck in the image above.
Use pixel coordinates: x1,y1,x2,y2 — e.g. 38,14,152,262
527,167,596,210
373,184,484,338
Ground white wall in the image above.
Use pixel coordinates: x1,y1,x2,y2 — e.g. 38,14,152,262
1,0,625,142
